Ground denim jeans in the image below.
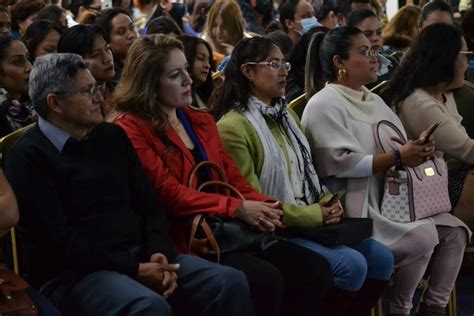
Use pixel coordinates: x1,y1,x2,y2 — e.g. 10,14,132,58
290,238,394,291
42,254,252,316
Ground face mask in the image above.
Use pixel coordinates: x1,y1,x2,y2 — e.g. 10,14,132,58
299,16,320,35
254,0,273,15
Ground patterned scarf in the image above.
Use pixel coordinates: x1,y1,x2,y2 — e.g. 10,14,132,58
243,96,321,205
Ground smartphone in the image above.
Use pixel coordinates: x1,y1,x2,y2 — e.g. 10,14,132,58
326,189,346,206
101,0,112,10
422,120,442,144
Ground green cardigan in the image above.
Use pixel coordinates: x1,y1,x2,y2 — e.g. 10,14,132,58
217,109,329,227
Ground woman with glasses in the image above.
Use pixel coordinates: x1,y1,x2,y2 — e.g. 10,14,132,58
114,34,334,316
303,26,469,316
386,23,473,248
215,36,393,316
0,35,35,137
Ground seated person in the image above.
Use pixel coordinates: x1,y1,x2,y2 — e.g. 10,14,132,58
419,0,454,30
0,35,36,137
303,26,470,316
278,0,318,46
0,170,62,316
57,24,117,121
114,34,334,316
387,24,474,230
0,5,11,36
346,8,398,90
95,8,137,81
4,53,253,316
215,36,393,316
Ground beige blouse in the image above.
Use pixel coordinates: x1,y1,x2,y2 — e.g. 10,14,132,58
398,89,474,171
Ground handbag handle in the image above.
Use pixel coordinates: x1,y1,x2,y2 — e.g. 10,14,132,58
188,214,221,263
198,180,246,201
374,120,407,154
187,161,246,263
188,161,228,188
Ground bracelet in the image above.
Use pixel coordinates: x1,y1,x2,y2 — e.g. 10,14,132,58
390,149,402,169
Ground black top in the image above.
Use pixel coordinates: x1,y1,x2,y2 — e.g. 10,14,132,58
4,123,176,289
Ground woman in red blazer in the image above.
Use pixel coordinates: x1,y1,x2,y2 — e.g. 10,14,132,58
114,34,333,316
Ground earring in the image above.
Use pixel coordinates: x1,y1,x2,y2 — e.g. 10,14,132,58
338,68,347,80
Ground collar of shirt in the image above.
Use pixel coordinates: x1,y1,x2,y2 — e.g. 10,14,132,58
377,54,392,76
38,116,72,153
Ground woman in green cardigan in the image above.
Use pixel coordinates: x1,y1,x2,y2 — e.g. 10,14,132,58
214,36,393,316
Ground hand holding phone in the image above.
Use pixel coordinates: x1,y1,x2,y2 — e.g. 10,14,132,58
326,189,346,207
421,120,441,144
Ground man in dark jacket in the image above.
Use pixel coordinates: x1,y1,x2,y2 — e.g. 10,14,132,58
5,53,252,316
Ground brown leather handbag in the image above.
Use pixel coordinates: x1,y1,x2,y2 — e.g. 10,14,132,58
187,161,278,263
0,268,37,316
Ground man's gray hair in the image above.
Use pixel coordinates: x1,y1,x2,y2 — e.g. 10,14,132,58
29,53,89,118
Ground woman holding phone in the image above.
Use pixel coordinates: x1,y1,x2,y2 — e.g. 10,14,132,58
303,26,470,316
215,36,394,316
386,23,474,230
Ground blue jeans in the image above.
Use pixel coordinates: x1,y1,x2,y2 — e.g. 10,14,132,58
290,238,393,291
43,254,252,316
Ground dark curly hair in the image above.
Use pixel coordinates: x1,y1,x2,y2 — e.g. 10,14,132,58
213,37,277,120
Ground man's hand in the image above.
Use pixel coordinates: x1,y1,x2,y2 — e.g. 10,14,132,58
150,253,179,298
137,254,180,298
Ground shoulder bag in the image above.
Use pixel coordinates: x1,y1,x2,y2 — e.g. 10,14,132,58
374,120,451,223
188,161,278,263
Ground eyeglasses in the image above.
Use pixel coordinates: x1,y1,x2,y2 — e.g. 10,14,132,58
245,61,292,71
55,84,101,98
355,50,379,58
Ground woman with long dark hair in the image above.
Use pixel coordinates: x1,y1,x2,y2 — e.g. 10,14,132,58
215,36,394,316
387,23,474,231
177,35,215,109
0,35,35,137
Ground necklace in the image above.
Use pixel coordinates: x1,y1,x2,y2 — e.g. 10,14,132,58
170,119,182,129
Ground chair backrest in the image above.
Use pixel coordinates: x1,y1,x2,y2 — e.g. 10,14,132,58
212,71,224,81
389,51,404,63
369,80,389,96
0,124,35,167
0,124,35,275
288,93,307,118
464,80,474,90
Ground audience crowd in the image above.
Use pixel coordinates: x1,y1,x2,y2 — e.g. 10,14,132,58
0,0,473,315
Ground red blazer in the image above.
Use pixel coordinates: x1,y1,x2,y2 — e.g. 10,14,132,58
115,107,270,253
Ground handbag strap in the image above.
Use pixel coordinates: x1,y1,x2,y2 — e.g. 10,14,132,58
198,180,246,201
188,163,245,263
374,120,407,154
188,214,222,263
188,161,229,188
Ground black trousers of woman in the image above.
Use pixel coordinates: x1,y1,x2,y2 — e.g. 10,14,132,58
221,240,334,316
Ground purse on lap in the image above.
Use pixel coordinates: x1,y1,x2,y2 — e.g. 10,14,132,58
374,120,451,223
187,161,278,263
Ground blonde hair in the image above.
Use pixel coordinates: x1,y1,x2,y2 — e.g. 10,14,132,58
383,5,421,49
113,34,183,135
204,0,245,55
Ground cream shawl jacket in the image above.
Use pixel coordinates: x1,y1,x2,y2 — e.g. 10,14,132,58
302,84,469,266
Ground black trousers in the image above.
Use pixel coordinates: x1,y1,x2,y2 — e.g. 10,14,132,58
221,240,334,316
